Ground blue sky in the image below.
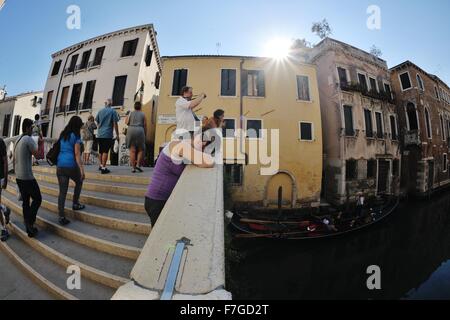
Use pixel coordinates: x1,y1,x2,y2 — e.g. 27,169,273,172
1,0,449,96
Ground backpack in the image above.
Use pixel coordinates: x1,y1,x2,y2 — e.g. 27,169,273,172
46,139,61,166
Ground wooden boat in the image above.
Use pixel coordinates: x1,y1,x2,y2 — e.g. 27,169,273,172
230,194,400,240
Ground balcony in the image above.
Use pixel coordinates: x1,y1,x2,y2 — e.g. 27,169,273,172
87,61,101,68
340,82,395,103
404,130,421,146
67,103,82,113
55,105,68,114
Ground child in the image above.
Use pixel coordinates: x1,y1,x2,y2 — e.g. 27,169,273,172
0,136,9,241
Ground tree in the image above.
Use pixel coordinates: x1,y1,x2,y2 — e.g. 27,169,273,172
291,38,312,49
370,45,382,58
311,19,332,39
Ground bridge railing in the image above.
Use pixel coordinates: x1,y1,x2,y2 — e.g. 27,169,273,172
112,164,231,300
4,136,56,172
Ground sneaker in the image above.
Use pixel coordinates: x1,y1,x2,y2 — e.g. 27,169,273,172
58,217,71,226
136,167,144,173
101,168,111,175
3,207,10,225
72,204,85,211
1,229,9,242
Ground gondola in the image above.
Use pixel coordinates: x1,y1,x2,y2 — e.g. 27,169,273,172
230,194,400,240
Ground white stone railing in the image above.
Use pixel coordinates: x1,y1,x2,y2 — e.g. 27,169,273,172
4,136,57,172
112,165,231,300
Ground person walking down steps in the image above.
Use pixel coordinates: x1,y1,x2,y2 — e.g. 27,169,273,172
14,119,42,238
56,116,86,226
0,135,10,242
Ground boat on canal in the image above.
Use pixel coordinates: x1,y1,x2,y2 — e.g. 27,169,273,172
230,194,400,240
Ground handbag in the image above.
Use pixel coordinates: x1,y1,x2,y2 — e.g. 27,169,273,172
46,139,61,166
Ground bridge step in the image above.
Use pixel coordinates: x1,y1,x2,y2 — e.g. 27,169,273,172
5,184,151,235
1,233,114,300
8,176,145,214
31,165,151,185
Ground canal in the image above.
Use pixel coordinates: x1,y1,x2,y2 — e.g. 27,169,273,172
226,192,450,300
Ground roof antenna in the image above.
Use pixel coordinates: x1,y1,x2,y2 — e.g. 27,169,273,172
216,42,221,55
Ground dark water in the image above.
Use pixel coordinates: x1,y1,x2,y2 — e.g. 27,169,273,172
226,193,450,300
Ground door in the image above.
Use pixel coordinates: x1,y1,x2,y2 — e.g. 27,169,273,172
377,159,390,194
428,160,434,192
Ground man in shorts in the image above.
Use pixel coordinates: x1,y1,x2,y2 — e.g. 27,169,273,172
95,99,120,174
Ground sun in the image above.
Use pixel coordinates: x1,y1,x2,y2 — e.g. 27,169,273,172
264,38,292,60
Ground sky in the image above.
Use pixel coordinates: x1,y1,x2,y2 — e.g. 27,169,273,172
0,0,449,96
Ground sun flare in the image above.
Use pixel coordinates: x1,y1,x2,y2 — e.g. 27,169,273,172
264,37,292,60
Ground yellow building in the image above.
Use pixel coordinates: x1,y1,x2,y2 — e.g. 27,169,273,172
154,55,323,208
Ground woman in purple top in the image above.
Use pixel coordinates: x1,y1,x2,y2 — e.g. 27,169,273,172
145,136,214,226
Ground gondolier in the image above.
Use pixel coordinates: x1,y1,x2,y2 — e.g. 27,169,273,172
175,86,206,136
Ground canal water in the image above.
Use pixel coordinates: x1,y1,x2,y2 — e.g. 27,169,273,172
226,192,450,300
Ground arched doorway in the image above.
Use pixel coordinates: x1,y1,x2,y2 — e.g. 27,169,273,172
263,171,298,208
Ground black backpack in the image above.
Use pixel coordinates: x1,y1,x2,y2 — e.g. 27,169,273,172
46,139,61,166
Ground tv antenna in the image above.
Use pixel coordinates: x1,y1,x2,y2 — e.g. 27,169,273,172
216,42,221,55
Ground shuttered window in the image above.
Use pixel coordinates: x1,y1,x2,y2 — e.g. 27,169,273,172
337,67,348,85
112,76,127,106
145,46,153,66
390,115,398,140
121,39,139,57
83,80,96,109
364,109,373,138
51,60,62,76
155,72,161,89
241,70,265,97
375,112,384,139
68,54,78,72
80,50,92,69
221,69,237,96
59,86,70,112
93,47,105,66
172,69,188,96
69,83,82,111
358,73,368,91
13,115,22,136
297,75,310,101
343,105,354,136
2,114,11,137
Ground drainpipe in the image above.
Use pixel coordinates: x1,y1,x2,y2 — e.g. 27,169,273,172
239,59,245,159
50,45,84,138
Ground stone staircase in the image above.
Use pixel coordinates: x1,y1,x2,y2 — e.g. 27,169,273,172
0,164,152,300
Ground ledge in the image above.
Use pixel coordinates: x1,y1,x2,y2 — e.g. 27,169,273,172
113,164,230,300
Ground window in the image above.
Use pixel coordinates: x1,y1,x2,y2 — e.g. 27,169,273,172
223,119,236,138
80,50,92,69
390,115,398,140
416,74,424,91
393,160,400,177
296,75,310,101
68,54,79,72
121,38,139,57
145,45,153,67
337,67,348,85
399,72,412,91
443,154,448,173
242,70,265,97
69,83,82,111
424,108,432,139
384,83,392,95
375,112,384,139
172,69,188,96
93,46,105,66
299,122,313,141
83,80,96,110
406,102,418,131
51,60,62,76
225,164,243,186
364,109,373,138
369,77,378,92
59,87,70,112
343,105,354,136
221,69,237,96
367,159,377,179
155,72,161,89
346,159,357,181
246,119,262,139
45,91,53,113
358,73,368,91
13,115,22,136
440,114,446,141
2,114,11,137
112,76,127,106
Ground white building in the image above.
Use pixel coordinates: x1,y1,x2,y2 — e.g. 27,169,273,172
0,91,43,138
42,24,161,164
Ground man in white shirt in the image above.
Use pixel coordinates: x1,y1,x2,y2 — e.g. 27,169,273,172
175,86,207,136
